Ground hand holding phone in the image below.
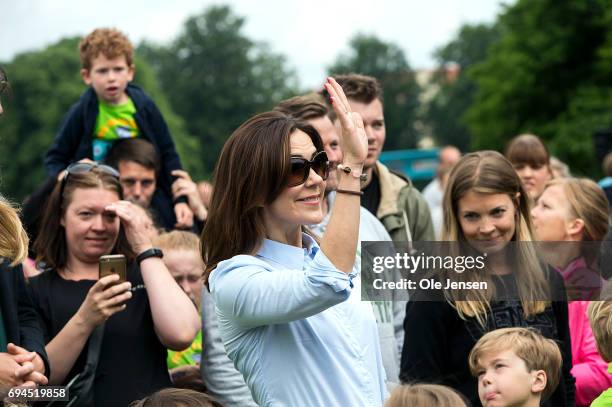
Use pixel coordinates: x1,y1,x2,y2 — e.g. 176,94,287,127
74,256,132,329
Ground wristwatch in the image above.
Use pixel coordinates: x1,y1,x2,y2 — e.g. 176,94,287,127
136,248,164,265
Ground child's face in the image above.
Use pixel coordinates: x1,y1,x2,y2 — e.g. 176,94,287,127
163,249,204,309
81,54,134,105
476,349,546,407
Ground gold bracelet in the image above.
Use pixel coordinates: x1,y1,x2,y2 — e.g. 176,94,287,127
336,189,363,196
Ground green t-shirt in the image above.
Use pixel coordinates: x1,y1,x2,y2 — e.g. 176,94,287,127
92,98,139,161
590,364,612,407
167,330,202,369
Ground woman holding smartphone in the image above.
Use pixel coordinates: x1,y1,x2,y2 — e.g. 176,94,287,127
28,164,200,406
399,151,575,407
201,78,386,406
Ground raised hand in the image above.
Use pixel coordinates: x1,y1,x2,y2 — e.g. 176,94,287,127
105,200,154,254
323,77,368,166
171,170,207,222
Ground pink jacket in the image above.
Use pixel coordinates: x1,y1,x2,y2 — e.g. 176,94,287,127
569,300,612,406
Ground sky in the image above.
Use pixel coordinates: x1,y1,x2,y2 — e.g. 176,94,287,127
1,0,507,89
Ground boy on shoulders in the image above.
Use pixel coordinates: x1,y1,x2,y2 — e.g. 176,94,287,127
44,28,192,227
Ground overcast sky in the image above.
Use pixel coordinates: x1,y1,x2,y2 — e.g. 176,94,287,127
1,0,506,89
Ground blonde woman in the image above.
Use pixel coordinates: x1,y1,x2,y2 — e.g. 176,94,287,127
532,177,612,406
399,151,574,407
0,66,49,392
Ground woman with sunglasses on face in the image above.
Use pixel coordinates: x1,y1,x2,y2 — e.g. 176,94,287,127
532,178,612,406
201,78,386,406
28,164,200,406
400,151,574,407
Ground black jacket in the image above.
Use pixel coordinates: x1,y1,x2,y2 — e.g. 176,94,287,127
43,84,185,230
0,260,50,376
400,269,575,407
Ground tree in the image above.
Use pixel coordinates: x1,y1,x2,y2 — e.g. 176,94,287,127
465,0,609,176
139,5,299,175
328,34,421,150
425,23,500,151
0,38,198,201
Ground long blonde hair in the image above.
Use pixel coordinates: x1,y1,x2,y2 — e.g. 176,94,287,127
545,177,609,265
0,196,28,265
546,178,609,241
442,151,548,326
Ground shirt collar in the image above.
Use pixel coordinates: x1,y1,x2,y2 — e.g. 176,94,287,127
256,233,319,269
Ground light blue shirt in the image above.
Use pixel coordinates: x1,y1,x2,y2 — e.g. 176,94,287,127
210,233,387,407
309,191,405,384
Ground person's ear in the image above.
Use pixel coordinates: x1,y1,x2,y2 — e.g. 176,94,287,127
531,369,547,394
81,68,92,85
60,215,65,228
127,64,135,82
566,218,584,238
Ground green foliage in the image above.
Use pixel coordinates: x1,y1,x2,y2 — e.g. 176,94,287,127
425,24,500,151
328,34,421,149
0,37,197,201
0,38,84,201
138,5,299,176
465,0,610,176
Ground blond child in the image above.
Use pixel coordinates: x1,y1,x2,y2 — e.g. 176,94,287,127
385,383,468,407
469,327,562,407
588,291,612,406
153,231,203,370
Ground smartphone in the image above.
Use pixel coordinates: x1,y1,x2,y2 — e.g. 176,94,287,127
99,254,127,283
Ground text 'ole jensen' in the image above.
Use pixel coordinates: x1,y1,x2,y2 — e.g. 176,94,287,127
422,279,488,290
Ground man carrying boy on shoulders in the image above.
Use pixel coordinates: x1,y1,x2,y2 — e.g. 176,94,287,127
44,27,193,228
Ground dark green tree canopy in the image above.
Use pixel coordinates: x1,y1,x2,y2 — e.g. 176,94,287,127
0,38,197,201
328,34,421,150
139,5,299,175
465,0,610,176
425,23,500,151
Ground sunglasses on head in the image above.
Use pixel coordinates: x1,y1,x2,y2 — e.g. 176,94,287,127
59,162,120,197
287,151,330,187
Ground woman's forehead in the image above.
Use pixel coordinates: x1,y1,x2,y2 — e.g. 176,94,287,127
458,191,513,211
290,130,316,157
68,187,119,206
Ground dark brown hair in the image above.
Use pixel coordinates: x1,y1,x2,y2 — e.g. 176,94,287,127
129,388,222,407
274,94,328,122
34,169,135,269
505,134,551,168
319,74,382,122
105,138,160,174
80,28,134,70
320,73,382,104
201,111,323,282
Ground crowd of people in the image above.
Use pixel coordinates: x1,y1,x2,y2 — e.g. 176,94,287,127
0,27,611,407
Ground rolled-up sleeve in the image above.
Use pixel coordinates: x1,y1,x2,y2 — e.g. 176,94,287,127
211,252,352,328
